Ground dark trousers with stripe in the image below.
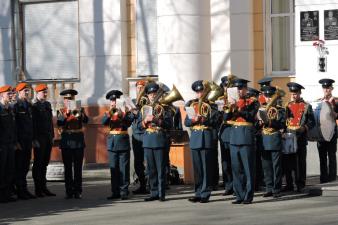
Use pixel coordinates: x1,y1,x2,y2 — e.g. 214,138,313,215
144,148,166,198
108,150,130,197
230,144,255,202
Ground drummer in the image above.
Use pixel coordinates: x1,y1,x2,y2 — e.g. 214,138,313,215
283,82,315,193
317,78,338,183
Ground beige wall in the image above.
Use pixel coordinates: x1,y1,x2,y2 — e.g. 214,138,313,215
252,0,293,100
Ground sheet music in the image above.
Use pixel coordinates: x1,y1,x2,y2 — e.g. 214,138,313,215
227,87,239,102
116,99,126,113
215,100,224,111
68,100,77,111
142,105,153,119
185,106,196,119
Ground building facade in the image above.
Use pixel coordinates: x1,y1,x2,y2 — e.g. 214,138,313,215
0,0,337,174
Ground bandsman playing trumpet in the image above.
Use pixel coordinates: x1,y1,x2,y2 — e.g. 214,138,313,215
57,89,88,199
185,80,219,203
103,90,134,200
137,83,173,202
228,79,259,204
317,78,337,183
283,82,315,192
259,86,286,198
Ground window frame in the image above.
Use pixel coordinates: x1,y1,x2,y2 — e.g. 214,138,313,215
264,0,295,77
14,0,80,82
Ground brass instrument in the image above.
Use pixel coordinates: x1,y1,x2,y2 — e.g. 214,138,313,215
207,82,224,102
266,86,285,120
159,85,184,105
196,81,212,116
221,74,237,111
136,86,149,107
151,83,166,118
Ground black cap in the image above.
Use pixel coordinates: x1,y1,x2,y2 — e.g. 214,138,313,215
247,87,261,97
60,89,78,98
106,90,123,100
287,82,304,92
191,80,204,92
220,76,228,87
233,78,250,89
258,77,272,89
145,82,159,94
261,86,276,97
319,78,335,88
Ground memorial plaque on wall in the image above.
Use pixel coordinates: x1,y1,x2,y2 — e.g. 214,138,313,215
324,9,338,40
300,11,319,41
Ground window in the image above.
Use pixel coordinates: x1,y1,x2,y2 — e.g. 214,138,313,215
20,0,79,81
136,0,158,75
265,0,295,76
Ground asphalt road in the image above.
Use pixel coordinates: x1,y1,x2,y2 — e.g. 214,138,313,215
1,180,338,225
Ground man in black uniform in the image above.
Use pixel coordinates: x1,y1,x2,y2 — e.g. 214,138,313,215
0,85,17,203
317,78,337,183
57,89,88,199
32,84,56,197
13,83,36,199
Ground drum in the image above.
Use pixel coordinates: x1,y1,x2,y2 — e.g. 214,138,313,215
307,101,336,142
282,132,298,154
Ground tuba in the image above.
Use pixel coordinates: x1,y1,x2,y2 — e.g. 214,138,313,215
159,85,184,105
222,74,237,111
266,86,285,120
152,83,166,118
193,80,212,117
136,86,149,107
207,82,224,103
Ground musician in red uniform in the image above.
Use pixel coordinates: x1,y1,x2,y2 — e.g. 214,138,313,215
317,78,337,183
283,82,315,192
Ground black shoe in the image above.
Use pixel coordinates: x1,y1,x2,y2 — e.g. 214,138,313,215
17,192,30,200
43,189,56,197
35,191,45,198
6,196,17,202
165,185,171,190
281,186,294,192
222,190,234,196
144,196,159,202
242,200,252,204
159,197,166,202
263,192,273,198
273,192,282,198
25,190,36,199
200,198,209,203
65,194,73,199
120,195,128,200
296,186,305,193
74,193,82,199
232,200,242,204
107,194,121,200
132,187,149,195
188,197,201,203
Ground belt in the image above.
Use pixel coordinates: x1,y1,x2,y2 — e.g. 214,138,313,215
287,125,301,130
224,120,235,125
63,129,83,133
191,125,210,130
233,121,253,126
109,130,128,135
146,127,162,133
262,127,278,135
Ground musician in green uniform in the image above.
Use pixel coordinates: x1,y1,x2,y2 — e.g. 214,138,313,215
57,89,88,199
259,86,285,198
103,90,134,200
185,80,219,203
